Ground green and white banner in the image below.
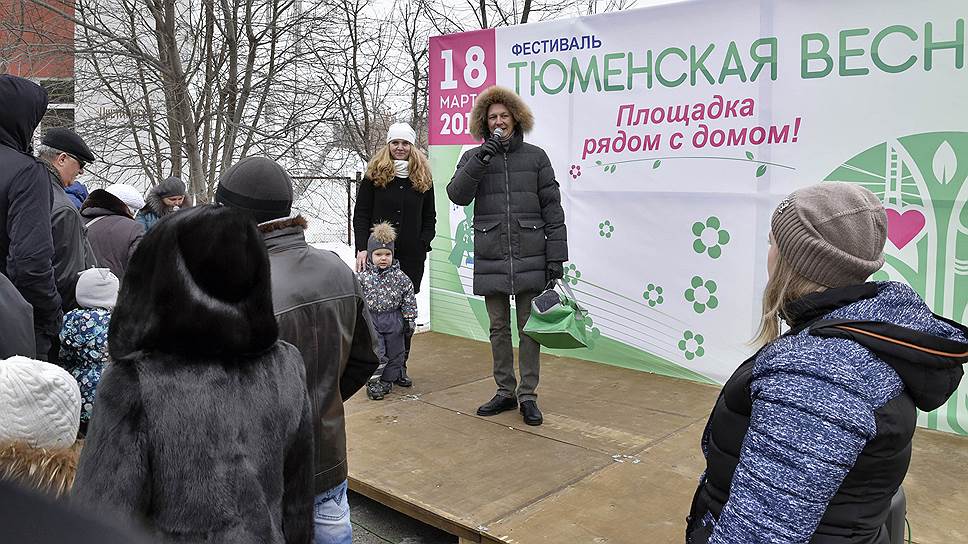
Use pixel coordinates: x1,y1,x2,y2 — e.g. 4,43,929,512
427,0,968,434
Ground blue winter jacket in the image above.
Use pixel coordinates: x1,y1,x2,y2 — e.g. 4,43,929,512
689,282,968,544
65,181,89,208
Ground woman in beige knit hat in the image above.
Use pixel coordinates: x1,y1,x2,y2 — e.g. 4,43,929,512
686,183,968,544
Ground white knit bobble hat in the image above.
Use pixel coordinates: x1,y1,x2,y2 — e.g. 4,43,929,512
386,122,416,145
0,356,81,448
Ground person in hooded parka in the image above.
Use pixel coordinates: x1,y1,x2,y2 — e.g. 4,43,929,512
0,75,62,360
447,85,568,427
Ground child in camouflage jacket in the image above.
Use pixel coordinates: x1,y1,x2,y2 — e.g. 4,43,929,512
358,222,418,399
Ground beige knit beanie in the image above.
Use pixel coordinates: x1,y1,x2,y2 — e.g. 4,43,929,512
771,183,887,288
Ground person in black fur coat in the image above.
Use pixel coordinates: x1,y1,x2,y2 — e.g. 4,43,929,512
72,204,314,544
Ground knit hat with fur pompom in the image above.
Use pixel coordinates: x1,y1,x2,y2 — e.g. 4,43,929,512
367,222,396,262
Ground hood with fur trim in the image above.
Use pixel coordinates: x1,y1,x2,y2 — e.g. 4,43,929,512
108,204,278,360
0,442,80,498
257,214,307,234
469,85,534,141
140,176,186,218
81,189,131,218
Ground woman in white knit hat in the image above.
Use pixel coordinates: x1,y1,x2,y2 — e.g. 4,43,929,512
80,184,144,279
352,122,435,388
0,356,81,497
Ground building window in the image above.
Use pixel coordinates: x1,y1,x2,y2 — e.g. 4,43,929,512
35,77,75,137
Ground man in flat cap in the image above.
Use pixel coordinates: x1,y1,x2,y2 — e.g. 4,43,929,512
0,75,62,360
36,128,96,332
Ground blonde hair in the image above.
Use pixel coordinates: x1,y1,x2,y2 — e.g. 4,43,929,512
365,145,433,192
752,250,826,347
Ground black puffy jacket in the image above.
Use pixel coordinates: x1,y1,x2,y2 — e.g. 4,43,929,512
0,75,62,358
447,130,567,296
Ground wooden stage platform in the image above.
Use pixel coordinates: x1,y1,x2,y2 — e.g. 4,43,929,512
344,332,967,544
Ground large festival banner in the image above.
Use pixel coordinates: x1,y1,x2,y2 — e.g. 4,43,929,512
427,0,968,435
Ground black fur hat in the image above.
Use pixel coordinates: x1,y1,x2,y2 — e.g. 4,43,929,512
108,204,278,359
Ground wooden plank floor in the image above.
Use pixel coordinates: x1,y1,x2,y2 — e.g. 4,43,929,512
344,332,966,544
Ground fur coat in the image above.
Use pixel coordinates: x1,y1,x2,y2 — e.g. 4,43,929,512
72,205,314,544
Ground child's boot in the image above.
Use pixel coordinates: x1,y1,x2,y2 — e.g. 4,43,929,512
366,379,385,400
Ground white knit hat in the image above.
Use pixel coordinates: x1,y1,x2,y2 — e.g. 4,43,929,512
105,183,146,217
0,356,80,448
386,122,416,145
75,268,119,310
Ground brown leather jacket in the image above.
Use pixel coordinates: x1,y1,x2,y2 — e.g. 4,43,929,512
262,218,379,493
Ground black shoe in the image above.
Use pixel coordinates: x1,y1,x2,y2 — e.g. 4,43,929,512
520,400,543,426
476,394,518,416
394,373,413,387
366,380,384,400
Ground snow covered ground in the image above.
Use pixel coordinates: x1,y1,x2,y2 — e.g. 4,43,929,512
313,242,431,327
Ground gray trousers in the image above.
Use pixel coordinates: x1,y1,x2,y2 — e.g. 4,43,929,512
484,292,540,402
370,311,406,382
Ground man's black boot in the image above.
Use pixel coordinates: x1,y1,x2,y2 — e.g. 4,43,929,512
520,400,543,426
476,394,518,416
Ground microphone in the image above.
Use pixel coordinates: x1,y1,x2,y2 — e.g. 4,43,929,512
492,127,504,139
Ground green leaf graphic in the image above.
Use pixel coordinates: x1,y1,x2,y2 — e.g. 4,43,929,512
756,164,768,177
745,151,754,160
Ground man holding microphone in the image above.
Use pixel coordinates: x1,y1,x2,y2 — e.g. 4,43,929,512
447,85,568,427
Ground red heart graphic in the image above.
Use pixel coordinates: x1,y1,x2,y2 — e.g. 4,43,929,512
885,208,925,249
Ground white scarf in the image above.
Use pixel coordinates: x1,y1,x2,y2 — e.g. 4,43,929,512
393,160,410,179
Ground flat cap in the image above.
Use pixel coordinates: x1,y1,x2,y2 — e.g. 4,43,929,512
41,127,95,163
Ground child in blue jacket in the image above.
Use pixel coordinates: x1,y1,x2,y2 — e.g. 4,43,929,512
58,268,118,434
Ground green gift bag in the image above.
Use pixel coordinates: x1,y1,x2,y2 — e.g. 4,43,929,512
523,280,590,349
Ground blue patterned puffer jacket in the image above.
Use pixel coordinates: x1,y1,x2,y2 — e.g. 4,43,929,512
59,308,111,426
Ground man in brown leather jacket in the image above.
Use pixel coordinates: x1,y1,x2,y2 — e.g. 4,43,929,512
216,156,379,543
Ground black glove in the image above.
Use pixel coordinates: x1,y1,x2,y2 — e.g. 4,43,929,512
546,262,564,283
476,135,503,164
404,319,415,334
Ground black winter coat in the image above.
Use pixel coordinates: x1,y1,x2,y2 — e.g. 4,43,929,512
0,272,35,358
263,216,380,494
353,175,436,292
447,130,567,295
48,167,90,310
81,189,143,280
0,75,62,357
